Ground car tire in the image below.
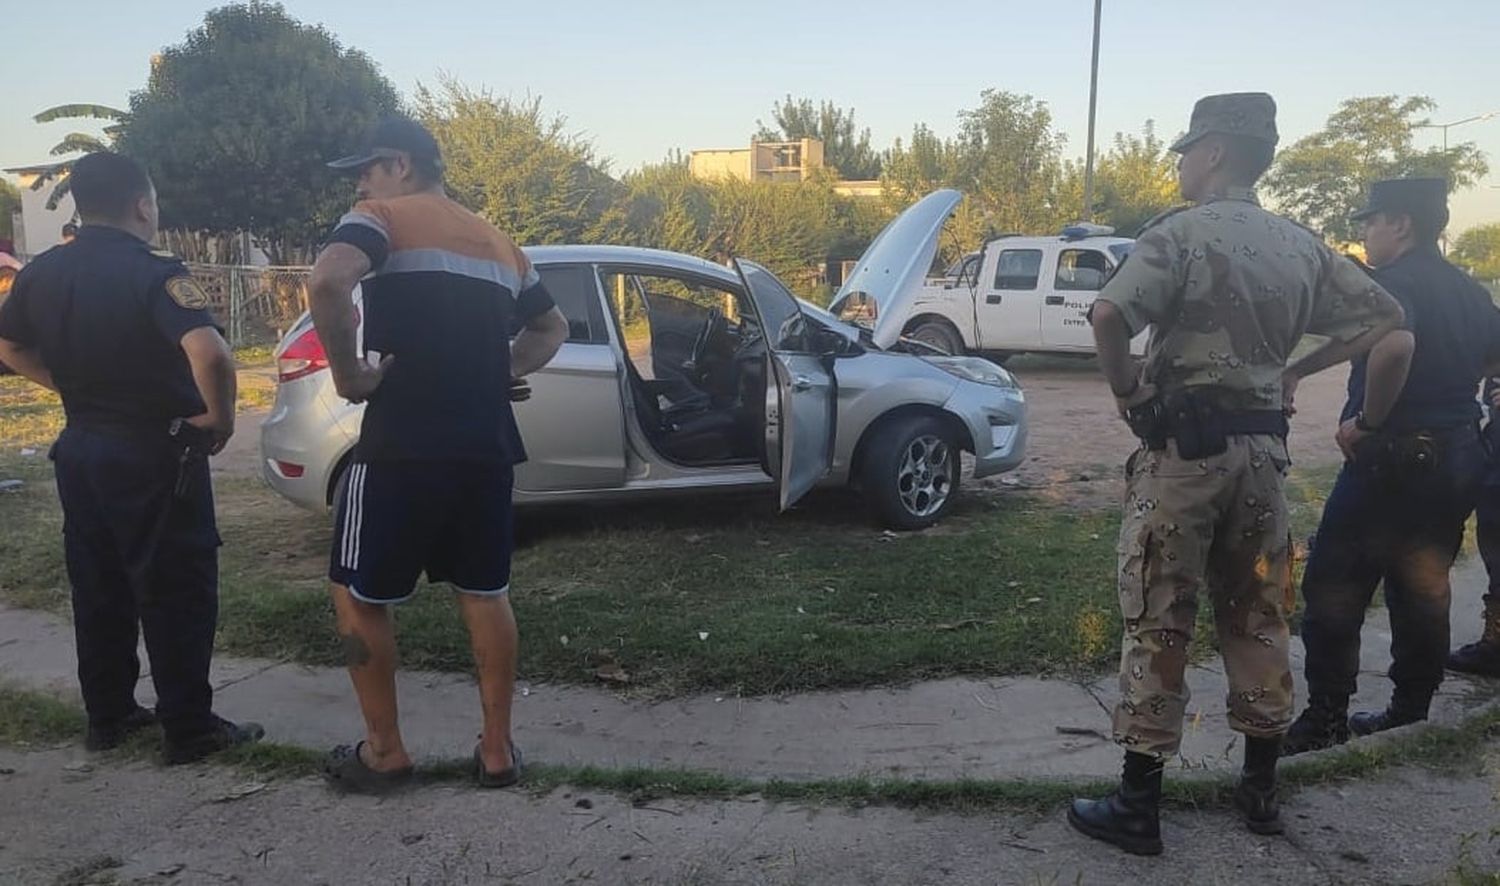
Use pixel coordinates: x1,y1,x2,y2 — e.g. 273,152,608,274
860,414,961,531
906,320,963,355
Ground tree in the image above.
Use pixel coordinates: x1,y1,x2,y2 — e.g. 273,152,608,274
116,2,400,263
415,78,617,246
0,179,20,241
882,91,1068,258
1263,96,1489,243
1453,223,1500,283
1058,121,1180,235
23,104,126,210
755,96,882,181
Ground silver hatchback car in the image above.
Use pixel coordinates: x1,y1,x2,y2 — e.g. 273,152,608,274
260,190,1027,529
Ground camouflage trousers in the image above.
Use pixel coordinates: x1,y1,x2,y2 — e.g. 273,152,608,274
1111,434,1296,757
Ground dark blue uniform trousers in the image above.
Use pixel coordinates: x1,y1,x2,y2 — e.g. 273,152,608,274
1474,431,1500,610
52,425,220,742
1300,428,1485,701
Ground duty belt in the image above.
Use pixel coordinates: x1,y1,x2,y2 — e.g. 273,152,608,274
1126,389,1287,460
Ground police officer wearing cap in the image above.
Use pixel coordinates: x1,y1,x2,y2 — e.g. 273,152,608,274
1284,178,1500,754
0,152,264,763
1069,93,1405,855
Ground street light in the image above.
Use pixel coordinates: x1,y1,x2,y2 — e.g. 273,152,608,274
1081,0,1103,222
1413,112,1497,253
1416,111,1499,153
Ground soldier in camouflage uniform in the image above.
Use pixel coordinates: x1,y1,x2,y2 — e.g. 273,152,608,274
1067,93,1405,857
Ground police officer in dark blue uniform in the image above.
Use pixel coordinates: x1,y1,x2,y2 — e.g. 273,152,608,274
1448,375,1500,676
1284,177,1500,754
0,152,263,763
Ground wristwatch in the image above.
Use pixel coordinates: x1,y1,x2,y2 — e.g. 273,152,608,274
1354,411,1382,433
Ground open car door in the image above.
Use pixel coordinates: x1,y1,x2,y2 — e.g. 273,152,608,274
732,259,836,511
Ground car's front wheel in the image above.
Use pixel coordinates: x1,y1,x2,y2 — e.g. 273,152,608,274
860,414,961,530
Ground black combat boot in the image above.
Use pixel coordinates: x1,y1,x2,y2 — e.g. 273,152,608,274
1068,751,1164,856
1281,695,1350,756
1448,602,1500,677
1348,686,1431,737
85,705,157,752
1233,736,1283,835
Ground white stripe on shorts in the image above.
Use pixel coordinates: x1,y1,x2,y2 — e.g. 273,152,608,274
351,465,367,568
342,464,367,569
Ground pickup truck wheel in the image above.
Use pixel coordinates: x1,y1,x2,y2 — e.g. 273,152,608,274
906,320,963,355
861,415,961,530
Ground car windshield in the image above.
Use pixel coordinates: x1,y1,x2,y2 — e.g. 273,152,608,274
1108,243,1134,262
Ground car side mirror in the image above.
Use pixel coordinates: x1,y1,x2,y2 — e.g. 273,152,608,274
814,326,859,358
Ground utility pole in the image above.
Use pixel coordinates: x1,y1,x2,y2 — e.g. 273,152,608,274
1082,0,1103,222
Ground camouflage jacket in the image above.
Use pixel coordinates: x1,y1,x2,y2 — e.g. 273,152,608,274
1097,187,1403,411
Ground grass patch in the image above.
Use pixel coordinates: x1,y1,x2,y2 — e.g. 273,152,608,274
0,361,1344,696
0,450,1126,694
0,683,86,745
7,684,1500,817
0,458,1346,699
205,488,1126,695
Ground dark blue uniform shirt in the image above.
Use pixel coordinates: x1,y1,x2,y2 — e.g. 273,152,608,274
0,226,218,429
1342,245,1500,431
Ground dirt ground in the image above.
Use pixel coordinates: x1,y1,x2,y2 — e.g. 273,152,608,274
974,356,1352,509
3,744,1497,886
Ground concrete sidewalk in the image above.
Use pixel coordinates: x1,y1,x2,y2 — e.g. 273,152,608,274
2,556,1494,781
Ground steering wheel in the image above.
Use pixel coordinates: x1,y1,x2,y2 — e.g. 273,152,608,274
684,308,727,383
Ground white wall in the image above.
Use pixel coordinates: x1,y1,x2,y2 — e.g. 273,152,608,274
15,176,75,259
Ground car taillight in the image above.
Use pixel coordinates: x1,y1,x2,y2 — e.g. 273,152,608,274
278,327,329,382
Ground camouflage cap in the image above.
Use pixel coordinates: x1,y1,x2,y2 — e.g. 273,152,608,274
1170,92,1279,154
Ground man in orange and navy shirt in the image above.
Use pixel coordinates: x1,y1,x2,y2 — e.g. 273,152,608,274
308,116,568,793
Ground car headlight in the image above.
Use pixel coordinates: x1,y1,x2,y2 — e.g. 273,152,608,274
925,356,1018,389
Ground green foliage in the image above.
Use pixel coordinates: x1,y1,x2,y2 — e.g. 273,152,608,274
882,91,1070,258
1453,223,1500,283
1058,121,1181,235
32,104,125,125
598,161,886,302
116,1,400,263
0,179,19,240
1263,96,1489,243
47,133,110,158
25,104,125,210
416,77,619,246
755,95,882,180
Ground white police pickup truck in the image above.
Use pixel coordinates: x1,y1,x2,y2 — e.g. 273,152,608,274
833,223,1145,363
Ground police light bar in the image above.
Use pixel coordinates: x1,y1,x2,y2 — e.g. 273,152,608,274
1061,223,1115,240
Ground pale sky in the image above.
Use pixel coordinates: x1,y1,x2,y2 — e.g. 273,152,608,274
3,0,1497,232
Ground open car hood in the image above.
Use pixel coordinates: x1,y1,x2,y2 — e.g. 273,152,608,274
827,189,963,349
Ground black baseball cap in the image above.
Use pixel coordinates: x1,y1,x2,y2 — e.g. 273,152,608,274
1351,177,1449,227
327,116,444,173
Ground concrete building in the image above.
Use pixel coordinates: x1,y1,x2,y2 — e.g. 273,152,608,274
689,138,826,183
688,137,882,200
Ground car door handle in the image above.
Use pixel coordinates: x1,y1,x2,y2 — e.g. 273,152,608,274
985,294,1003,305
791,375,814,391
1045,296,1065,306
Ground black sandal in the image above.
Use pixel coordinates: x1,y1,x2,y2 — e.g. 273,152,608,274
474,743,523,788
322,741,414,794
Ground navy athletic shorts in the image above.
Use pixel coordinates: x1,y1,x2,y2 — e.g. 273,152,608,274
328,458,515,604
